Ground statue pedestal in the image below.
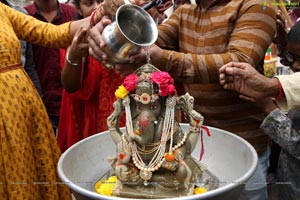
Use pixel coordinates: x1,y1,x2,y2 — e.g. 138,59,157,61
112,156,219,198
114,181,195,199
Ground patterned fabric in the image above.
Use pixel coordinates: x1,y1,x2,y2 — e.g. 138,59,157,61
11,4,43,97
0,3,72,199
156,0,277,154
261,108,300,199
58,50,125,152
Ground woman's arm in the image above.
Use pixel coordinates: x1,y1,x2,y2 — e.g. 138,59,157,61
61,28,89,93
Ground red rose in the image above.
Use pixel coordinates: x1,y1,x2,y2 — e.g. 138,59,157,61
123,73,139,92
150,71,175,96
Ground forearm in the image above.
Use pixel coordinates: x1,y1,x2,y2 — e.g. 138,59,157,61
155,3,276,83
158,50,242,83
265,77,282,98
69,17,90,37
61,53,85,93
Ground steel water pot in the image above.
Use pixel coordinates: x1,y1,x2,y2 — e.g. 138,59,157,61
101,4,158,69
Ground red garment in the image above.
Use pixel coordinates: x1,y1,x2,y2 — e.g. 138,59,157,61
24,3,77,116
58,50,125,152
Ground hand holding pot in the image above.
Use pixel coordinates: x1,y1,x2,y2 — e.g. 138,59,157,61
89,4,158,69
114,44,163,77
88,16,112,62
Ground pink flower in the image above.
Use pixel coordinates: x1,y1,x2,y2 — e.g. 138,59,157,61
150,71,175,96
123,73,139,92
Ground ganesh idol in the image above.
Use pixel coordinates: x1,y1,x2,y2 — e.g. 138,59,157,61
106,64,210,198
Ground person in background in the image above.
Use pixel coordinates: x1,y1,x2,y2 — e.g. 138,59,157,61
219,61,300,199
2,0,43,96
0,2,101,199
268,16,300,182
24,0,78,135
67,0,76,7
57,0,126,152
282,20,300,72
287,0,300,27
58,0,167,152
88,0,277,199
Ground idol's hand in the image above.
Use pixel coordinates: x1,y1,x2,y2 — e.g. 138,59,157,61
88,17,112,63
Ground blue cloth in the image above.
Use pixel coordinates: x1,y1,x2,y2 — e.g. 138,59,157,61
239,148,270,200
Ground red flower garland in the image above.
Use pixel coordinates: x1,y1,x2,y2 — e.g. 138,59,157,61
150,71,175,96
123,74,139,92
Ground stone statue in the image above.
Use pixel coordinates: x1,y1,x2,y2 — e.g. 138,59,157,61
106,64,215,198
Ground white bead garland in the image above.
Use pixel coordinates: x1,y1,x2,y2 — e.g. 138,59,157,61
122,96,187,185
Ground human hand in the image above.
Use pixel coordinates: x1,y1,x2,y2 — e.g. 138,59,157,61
113,49,147,76
113,44,163,76
68,27,89,61
101,0,152,16
219,62,279,102
257,98,278,116
88,17,112,62
101,0,124,16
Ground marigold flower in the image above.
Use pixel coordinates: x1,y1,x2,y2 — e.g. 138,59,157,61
115,85,129,99
95,176,117,196
194,187,207,194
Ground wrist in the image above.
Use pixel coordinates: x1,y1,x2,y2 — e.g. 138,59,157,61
90,4,104,27
66,51,80,67
261,99,278,116
267,78,281,98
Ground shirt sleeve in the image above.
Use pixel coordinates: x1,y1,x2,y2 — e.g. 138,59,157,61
261,108,300,160
156,2,277,83
276,72,300,110
4,4,72,48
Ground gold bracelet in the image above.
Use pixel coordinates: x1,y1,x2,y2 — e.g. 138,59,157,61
66,51,79,66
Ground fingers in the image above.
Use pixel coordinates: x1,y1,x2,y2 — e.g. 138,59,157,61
88,39,103,62
239,95,256,103
69,28,89,58
87,19,112,62
77,28,88,43
219,73,234,86
219,62,245,85
220,62,249,75
129,50,147,64
219,61,244,73
115,63,139,76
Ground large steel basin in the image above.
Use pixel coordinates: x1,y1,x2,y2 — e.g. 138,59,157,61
58,124,258,200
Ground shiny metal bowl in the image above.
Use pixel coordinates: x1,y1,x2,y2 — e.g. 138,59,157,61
101,4,158,69
57,124,258,200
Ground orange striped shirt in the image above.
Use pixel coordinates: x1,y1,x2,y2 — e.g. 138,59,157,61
157,0,277,154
